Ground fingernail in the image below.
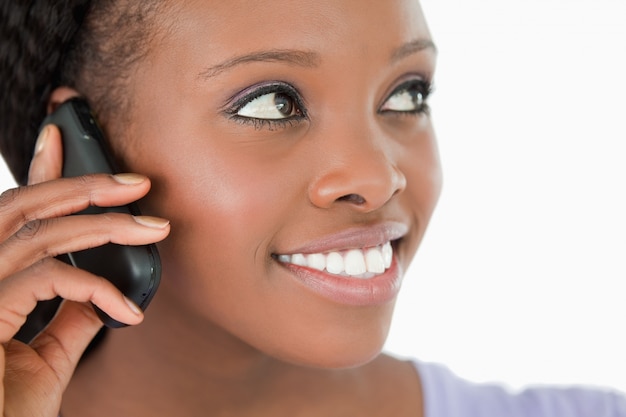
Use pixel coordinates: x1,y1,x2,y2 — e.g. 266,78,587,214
124,296,143,315
113,173,146,185
133,215,170,229
34,125,50,155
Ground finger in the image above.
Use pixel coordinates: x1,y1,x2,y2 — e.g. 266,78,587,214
0,257,143,343
0,346,5,412
28,124,63,186
0,212,169,278
2,338,64,417
29,300,107,385
2,302,105,416
0,173,152,243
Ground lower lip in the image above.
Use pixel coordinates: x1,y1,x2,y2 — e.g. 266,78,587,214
278,255,403,307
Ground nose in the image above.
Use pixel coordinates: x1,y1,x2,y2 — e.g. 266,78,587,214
307,125,407,212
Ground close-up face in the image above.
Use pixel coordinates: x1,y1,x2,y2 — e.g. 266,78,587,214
108,0,441,368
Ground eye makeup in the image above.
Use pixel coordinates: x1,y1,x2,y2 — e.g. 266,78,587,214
220,72,433,131
379,75,433,116
222,81,308,130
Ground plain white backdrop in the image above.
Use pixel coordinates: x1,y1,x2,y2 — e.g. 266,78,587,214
385,0,626,392
1,0,624,393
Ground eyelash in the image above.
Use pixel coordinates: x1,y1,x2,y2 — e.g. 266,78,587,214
378,78,433,117
223,82,307,130
223,77,433,130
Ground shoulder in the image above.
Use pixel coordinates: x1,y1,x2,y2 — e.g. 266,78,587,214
413,360,626,417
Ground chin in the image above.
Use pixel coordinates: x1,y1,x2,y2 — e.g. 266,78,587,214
278,345,385,370
263,319,392,370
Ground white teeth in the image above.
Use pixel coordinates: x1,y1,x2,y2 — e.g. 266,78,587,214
277,242,394,279
307,253,326,271
382,242,393,269
344,249,366,276
291,253,307,267
365,248,385,274
325,252,345,274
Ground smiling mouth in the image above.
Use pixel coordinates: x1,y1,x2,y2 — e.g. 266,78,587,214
274,241,395,279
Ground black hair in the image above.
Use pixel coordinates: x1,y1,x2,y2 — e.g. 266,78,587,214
0,0,163,185
1,0,165,349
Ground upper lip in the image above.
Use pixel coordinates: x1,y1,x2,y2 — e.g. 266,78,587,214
275,221,409,255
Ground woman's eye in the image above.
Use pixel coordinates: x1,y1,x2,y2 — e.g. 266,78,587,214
224,82,307,129
380,79,431,114
237,92,301,119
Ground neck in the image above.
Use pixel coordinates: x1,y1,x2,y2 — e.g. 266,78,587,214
61,286,424,417
62,289,286,416
128,288,278,381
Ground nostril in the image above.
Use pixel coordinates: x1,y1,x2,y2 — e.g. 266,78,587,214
337,193,366,205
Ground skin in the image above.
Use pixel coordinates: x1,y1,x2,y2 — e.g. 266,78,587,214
0,0,440,415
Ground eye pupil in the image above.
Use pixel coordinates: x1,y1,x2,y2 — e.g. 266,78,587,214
410,90,423,108
234,86,303,122
274,93,293,116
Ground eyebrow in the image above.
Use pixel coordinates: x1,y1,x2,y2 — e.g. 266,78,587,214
391,39,438,62
198,38,436,80
198,49,321,79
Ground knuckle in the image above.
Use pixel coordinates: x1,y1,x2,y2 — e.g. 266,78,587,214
102,212,129,226
95,212,125,231
14,219,46,241
0,187,32,243
31,256,56,273
99,213,115,223
0,187,25,217
72,174,104,206
0,186,20,208
73,174,102,189
62,174,95,196
74,174,94,186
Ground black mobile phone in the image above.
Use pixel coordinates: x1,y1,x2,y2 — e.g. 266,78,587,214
17,98,161,339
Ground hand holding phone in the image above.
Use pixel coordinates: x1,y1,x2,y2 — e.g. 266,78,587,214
1,107,159,414
34,98,161,329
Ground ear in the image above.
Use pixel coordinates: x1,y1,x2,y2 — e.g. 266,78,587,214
47,86,82,114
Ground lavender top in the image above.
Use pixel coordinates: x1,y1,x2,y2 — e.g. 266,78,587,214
414,360,626,417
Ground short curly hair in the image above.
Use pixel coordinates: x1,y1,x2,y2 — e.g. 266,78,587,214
0,0,164,185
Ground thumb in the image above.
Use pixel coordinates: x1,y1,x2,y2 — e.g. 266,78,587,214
28,300,105,385
28,124,63,185
1,302,104,417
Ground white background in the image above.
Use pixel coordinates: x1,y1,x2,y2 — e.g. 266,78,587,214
1,0,625,393
385,0,626,392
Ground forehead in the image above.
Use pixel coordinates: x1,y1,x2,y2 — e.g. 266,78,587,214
158,0,432,59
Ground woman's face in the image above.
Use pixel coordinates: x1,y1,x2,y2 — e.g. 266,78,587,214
115,0,440,367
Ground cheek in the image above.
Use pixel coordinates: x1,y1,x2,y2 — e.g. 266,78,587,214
121,133,397,367
143,144,291,298
399,126,443,258
412,137,442,220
